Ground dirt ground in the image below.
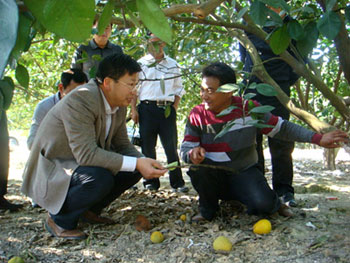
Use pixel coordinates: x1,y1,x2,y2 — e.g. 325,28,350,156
1,138,350,263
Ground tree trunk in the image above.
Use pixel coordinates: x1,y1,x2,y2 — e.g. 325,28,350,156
323,148,339,170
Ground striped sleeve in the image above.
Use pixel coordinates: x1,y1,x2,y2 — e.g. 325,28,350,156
180,119,201,163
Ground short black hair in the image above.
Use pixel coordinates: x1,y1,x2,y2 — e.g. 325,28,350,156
96,53,141,83
61,68,88,89
202,62,237,86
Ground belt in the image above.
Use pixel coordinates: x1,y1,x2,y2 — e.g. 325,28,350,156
141,100,173,106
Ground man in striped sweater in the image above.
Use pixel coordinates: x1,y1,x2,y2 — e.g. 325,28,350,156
180,62,348,221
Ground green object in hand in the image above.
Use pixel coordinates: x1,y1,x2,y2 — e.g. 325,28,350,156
166,161,178,171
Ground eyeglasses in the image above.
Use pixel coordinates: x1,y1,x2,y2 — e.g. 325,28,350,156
200,87,217,95
109,77,141,92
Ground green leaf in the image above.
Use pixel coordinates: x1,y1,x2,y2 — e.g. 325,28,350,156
15,64,29,88
256,83,277,96
237,6,249,20
317,11,341,40
216,105,238,117
249,105,275,113
326,0,337,11
165,161,178,171
269,24,290,55
11,13,32,60
345,5,350,24
91,54,102,61
164,105,171,118
136,0,172,44
160,78,165,94
0,77,15,110
126,0,137,12
287,20,304,41
296,22,319,57
23,0,95,42
250,0,269,26
214,120,237,140
89,66,97,79
243,93,257,100
217,83,240,93
98,0,114,35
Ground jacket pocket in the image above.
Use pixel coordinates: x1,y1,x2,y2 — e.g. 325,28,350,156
34,150,56,198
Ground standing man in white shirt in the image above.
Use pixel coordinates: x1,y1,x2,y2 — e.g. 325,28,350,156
131,34,188,192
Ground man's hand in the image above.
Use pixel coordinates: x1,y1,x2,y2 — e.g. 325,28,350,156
190,147,206,164
131,109,139,124
320,130,349,148
136,158,167,179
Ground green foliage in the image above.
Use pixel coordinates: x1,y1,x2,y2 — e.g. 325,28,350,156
255,83,277,96
250,0,269,26
317,11,341,40
98,0,115,35
23,0,95,42
346,5,350,23
11,13,34,60
287,19,304,41
217,84,240,93
269,24,290,55
296,22,319,57
15,64,29,89
136,0,172,43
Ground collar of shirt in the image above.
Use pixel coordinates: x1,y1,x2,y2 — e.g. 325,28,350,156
90,39,113,50
99,88,119,115
140,53,169,67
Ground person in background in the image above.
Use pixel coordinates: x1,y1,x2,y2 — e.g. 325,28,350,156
239,6,300,207
131,34,188,192
0,110,23,211
180,62,348,222
27,69,88,150
71,19,123,79
22,53,167,240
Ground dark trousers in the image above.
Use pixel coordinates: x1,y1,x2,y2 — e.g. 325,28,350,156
0,111,9,196
256,100,295,196
51,166,142,230
138,103,184,189
188,163,280,220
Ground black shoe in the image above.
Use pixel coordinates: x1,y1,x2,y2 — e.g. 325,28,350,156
172,186,189,193
282,192,297,207
0,196,23,212
145,184,159,191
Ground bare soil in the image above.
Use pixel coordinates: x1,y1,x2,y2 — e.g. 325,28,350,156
1,142,350,263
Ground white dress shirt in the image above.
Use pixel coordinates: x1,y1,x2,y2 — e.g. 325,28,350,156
99,88,137,172
137,54,185,101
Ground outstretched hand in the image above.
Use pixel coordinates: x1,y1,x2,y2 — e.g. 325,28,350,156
136,158,167,180
319,130,349,148
190,147,206,164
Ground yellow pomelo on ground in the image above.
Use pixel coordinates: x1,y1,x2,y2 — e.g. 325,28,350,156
150,231,164,243
180,214,186,221
8,256,25,263
253,219,272,235
213,236,232,252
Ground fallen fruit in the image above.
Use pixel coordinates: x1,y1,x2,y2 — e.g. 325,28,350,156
213,236,232,252
150,231,164,243
135,215,151,231
253,219,272,235
8,256,25,263
180,214,186,221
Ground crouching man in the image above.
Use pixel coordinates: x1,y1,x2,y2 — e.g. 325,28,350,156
22,53,167,239
180,62,348,221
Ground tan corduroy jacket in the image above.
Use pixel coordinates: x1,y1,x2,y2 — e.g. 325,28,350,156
22,79,142,214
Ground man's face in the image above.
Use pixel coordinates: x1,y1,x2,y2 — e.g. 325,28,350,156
60,80,84,98
200,76,233,113
148,37,165,60
105,72,139,108
93,23,112,44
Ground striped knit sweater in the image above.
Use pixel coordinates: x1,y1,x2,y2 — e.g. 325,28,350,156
180,97,322,171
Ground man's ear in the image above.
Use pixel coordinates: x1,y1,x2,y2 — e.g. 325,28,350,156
102,77,112,91
58,83,64,94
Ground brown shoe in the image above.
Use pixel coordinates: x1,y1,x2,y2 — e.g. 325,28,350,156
278,204,293,217
45,215,87,240
81,210,116,225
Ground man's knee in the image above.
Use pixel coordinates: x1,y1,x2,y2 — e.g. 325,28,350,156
247,195,279,215
77,166,115,193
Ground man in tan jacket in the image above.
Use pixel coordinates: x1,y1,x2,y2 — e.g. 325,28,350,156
22,53,167,240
